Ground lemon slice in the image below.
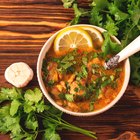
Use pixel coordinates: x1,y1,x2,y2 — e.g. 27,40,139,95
81,26,104,48
54,27,93,54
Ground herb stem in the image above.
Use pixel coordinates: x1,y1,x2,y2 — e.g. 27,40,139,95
124,24,136,46
37,113,97,139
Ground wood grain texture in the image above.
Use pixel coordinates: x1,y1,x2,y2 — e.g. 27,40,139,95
0,0,140,140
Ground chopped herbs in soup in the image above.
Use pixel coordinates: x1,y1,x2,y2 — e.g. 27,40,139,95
42,29,124,113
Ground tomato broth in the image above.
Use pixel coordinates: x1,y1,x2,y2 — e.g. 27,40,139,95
42,28,125,113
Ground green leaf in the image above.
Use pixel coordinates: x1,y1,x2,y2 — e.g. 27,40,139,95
59,93,66,100
0,112,21,136
35,100,49,113
10,119,21,136
50,133,61,140
47,80,55,87
61,0,76,8
24,88,42,103
56,49,77,73
70,3,89,25
10,100,21,116
82,57,88,65
76,65,88,80
43,118,58,130
0,87,21,103
65,94,74,102
130,7,140,26
0,106,11,133
11,133,35,140
25,113,38,131
23,101,36,113
89,7,103,26
0,87,97,139
104,15,119,36
108,2,128,21
43,128,61,140
91,0,109,9
128,0,140,25
102,32,122,56
81,65,88,77
10,134,25,140
0,105,10,117
47,106,63,118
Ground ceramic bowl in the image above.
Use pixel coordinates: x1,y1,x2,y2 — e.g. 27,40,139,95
37,24,130,116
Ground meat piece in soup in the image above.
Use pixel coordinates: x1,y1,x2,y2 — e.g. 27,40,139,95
42,47,124,113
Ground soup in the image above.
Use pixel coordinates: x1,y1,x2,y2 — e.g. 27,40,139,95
42,28,125,113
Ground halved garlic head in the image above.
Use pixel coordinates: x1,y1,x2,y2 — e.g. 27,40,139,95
5,62,34,88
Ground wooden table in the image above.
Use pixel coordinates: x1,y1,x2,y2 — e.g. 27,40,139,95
0,0,140,140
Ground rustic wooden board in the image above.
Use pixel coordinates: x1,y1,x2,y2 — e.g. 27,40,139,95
0,0,140,140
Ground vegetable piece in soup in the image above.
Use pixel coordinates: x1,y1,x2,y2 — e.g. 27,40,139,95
42,47,124,113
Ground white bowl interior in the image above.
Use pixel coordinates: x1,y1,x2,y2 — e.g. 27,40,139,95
37,24,130,116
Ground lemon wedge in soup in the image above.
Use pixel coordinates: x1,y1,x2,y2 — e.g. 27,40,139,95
54,27,93,54
81,26,104,48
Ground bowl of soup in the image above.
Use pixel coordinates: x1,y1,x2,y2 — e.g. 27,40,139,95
37,24,130,116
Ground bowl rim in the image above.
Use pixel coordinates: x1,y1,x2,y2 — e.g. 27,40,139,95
37,24,130,116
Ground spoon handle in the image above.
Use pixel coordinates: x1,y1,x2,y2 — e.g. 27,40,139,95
105,35,140,69
118,35,140,63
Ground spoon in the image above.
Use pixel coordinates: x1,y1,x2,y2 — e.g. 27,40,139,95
105,35,140,69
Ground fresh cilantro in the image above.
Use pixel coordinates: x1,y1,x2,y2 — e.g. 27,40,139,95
71,3,89,25
65,94,74,102
101,78,111,88
0,87,22,103
92,52,98,58
25,113,38,131
24,88,42,103
62,0,140,85
78,83,85,90
23,101,36,113
104,15,119,36
108,2,129,21
89,6,103,27
61,0,76,8
47,80,55,86
52,50,77,73
76,65,88,81
58,93,66,100
81,65,88,77
10,99,21,116
74,87,79,92
0,87,97,140
65,81,70,91
59,93,74,102
102,32,122,57
43,128,61,140
82,57,88,65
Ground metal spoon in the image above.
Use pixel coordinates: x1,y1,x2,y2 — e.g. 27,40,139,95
104,35,140,69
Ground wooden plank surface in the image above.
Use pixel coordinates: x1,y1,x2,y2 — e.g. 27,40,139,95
0,0,140,140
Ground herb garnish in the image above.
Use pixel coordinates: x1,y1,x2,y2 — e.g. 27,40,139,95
0,87,97,140
51,50,77,73
76,65,88,81
62,0,140,85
